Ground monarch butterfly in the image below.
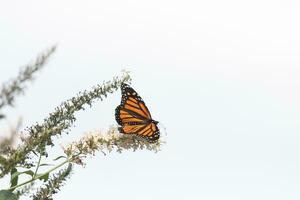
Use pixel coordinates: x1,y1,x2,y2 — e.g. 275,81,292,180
115,83,160,142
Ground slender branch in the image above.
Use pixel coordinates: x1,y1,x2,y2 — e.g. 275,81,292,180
63,126,163,166
0,46,56,111
33,153,42,178
7,158,70,191
0,71,131,178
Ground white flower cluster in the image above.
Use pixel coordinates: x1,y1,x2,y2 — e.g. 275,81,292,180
62,126,163,165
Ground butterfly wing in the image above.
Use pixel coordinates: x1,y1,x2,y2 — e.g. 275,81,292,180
115,83,152,125
119,121,160,142
115,105,146,125
120,83,152,119
115,83,160,142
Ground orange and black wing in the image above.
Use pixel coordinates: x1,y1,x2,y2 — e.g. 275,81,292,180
118,122,160,143
115,83,152,126
115,105,145,125
115,83,160,142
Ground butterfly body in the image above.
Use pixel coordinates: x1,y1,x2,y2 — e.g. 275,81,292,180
115,83,160,142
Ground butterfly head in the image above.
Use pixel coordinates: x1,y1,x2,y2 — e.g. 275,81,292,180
152,120,159,125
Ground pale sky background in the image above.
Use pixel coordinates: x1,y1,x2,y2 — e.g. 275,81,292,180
1,0,300,199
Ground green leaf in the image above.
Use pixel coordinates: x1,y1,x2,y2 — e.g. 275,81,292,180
11,170,34,180
22,170,35,177
0,190,18,200
39,163,53,167
10,170,35,190
38,173,49,182
10,168,18,189
53,156,66,161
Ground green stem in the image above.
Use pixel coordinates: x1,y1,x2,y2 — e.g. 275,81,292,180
7,158,70,191
33,153,42,178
